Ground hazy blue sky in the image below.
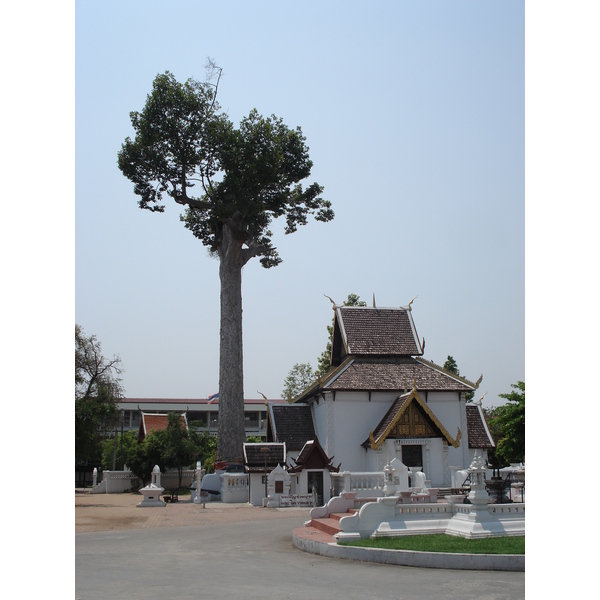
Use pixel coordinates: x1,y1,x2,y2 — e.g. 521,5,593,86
75,0,524,407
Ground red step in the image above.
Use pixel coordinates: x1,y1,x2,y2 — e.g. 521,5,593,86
311,510,358,535
330,509,358,521
310,517,341,536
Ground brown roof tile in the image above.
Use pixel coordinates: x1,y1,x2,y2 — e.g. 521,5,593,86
466,403,495,449
326,357,475,392
334,307,423,360
268,404,315,451
243,443,286,471
289,438,339,473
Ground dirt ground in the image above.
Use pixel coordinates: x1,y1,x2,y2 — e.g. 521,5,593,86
75,490,311,533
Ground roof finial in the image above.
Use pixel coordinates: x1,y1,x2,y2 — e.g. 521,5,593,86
324,294,337,308
475,392,487,406
372,293,376,308
407,295,418,311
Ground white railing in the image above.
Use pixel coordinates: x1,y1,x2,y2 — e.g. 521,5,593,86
92,468,195,494
331,471,385,497
220,473,249,503
92,470,141,494
159,470,195,490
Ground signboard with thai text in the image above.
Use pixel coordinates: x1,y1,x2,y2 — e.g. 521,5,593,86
279,494,313,507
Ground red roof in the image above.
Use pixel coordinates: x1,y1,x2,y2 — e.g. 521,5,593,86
138,412,188,442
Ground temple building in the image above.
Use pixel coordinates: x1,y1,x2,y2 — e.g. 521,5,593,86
267,302,494,488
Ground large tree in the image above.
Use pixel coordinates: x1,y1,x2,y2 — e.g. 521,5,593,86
118,67,333,463
75,324,123,463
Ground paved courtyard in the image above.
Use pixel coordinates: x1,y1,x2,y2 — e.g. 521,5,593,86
76,492,525,600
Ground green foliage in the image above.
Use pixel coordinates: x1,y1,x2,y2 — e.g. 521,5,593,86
189,430,218,474
75,325,123,463
161,413,198,487
128,433,166,484
118,69,333,269
101,430,139,472
282,362,316,401
339,534,525,555
443,355,474,401
485,381,525,466
102,416,220,483
443,355,459,375
316,294,366,376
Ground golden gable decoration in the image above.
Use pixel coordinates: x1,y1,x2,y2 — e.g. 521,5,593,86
368,385,462,451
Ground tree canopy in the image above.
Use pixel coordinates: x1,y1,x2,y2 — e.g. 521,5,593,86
443,355,459,375
75,325,123,463
118,69,333,267
282,362,316,401
485,381,525,466
118,66,333,464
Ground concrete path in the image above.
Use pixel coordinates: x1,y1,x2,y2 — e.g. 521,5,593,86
75,494,525,599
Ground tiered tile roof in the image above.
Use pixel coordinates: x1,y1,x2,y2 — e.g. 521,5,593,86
325,357,475,392
334,306,423,359
295,306,479,403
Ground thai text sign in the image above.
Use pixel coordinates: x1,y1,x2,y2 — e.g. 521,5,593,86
279,494,313,507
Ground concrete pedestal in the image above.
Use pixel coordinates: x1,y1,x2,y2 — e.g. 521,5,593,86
137,483,166,507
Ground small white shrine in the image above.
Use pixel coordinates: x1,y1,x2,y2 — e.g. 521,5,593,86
137,466,166,507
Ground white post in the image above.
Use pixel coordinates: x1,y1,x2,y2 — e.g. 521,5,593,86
152,465,161,487
92,467,97,488
193,461,202,504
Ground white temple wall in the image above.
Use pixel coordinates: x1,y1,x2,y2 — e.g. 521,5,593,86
425,391,470,473
311,389,477,484
328,391,397,472
311,400,329,451
425,391,463,433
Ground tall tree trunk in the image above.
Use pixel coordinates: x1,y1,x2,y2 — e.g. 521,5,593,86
216,224,246,464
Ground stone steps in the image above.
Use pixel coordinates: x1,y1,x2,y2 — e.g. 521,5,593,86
310,509,359,536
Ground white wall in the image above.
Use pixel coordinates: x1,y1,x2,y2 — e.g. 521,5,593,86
312,390,476,484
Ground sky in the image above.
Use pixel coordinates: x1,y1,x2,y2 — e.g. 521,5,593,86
73,0,525,408
4,1,600,594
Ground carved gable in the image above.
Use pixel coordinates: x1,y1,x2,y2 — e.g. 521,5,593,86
366,386,462,450
390,402,436,438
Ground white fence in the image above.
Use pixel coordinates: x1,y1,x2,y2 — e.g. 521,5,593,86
221,473,249,503
92,470,141,494
331,471,385,497
92,469,195,494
